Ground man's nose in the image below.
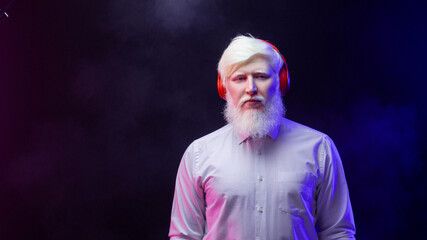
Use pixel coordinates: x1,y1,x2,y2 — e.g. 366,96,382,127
245,76,257,95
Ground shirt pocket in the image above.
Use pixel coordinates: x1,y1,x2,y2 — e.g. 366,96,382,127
278,171,316,217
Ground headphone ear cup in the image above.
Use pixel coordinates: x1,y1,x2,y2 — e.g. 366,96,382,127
279,67,290,95
217,73,227,99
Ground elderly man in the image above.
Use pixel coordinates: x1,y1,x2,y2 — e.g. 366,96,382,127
169,35,356,239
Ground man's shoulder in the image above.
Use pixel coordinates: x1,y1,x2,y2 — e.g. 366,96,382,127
193,124,234,144
184,124,234,156
281,117,328,139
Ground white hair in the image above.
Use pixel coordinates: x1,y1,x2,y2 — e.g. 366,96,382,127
217,35,284,84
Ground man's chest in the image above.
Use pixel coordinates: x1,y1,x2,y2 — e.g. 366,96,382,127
198,143,319,214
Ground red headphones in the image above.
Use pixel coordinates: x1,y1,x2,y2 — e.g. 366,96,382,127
217,39,290,99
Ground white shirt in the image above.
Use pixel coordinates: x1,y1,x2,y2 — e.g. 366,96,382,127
169,118,356,240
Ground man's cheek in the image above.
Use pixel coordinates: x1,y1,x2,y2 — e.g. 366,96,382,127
267,87,277,99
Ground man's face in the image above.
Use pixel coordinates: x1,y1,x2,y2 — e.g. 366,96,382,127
225,57,279,111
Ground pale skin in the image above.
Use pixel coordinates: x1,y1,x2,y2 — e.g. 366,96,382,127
226,57,279,111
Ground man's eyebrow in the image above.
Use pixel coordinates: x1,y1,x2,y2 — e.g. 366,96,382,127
253,70,270,74
230,71,246,77
230,70,270,78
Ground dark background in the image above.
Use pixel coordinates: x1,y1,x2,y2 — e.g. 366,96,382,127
1,0,426,239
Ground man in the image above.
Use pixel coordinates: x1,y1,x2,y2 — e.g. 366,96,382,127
169,35,356,239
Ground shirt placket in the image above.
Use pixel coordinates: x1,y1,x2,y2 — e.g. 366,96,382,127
253,139,266,240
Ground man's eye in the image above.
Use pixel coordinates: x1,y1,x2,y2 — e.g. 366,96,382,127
255,74,269,79
233,76,246,81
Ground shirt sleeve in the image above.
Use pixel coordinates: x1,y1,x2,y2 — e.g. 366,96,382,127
169,143,206,240
316,136,356,240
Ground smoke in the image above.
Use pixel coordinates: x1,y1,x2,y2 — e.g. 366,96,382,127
102,0,223,40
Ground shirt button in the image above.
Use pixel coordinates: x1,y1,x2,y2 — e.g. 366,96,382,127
258,207,263,213
258,176,264,181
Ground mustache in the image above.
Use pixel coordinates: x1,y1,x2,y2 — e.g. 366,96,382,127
238,95,266,107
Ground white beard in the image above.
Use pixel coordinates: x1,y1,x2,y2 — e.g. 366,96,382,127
224,89,285,139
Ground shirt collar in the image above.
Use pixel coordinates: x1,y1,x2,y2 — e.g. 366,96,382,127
235,123,281,144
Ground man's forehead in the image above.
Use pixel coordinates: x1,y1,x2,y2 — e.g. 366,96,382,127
230,58,273,76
